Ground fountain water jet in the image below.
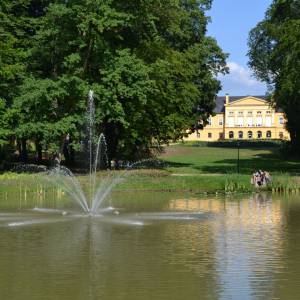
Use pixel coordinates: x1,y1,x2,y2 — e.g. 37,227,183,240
49,90,123,215
48,90,165,215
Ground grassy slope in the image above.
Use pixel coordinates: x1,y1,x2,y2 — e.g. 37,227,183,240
160,144,300,175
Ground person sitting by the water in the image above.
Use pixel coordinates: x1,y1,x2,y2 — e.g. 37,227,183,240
260,170,269,186
251,170,271,187
251,171,258,186
251,171,261,187
256,171,262,186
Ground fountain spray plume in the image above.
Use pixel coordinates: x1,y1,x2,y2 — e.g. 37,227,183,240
47,90,164,215
47,90,121,215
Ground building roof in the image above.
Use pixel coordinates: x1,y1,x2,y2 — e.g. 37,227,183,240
214,95,268,113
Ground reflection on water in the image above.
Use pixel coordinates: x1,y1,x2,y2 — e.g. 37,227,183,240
0,190,300,300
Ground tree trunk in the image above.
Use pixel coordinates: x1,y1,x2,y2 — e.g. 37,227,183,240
20,139,28,163
17,139,22,161
63,144,70,166
35,140,43,163
62,134,71,166
104,123,119,167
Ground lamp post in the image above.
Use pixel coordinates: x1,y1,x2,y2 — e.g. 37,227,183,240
237,141,240,174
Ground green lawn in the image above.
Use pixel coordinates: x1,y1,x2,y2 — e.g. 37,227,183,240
109,144,300,192
160,144,300,175
1,144,300,194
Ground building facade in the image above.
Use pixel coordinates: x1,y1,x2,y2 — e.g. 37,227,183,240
186,95,290,141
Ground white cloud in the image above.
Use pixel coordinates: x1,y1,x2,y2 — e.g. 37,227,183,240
218,61,267,95
227,62,261,86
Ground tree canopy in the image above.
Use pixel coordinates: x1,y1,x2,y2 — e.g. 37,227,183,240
0,0,227,165
248,0,300,151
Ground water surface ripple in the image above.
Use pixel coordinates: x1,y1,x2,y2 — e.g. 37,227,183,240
1,191,300,300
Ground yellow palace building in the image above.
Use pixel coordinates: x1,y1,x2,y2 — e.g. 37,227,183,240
186,95,290,141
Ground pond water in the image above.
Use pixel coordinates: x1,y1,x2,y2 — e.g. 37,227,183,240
1,188,300,300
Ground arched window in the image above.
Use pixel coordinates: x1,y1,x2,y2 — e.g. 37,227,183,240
229,131,234,139
266,131,272,138
257,131,262,139
248,131,253,139
238,131,243,139
279,132,284,139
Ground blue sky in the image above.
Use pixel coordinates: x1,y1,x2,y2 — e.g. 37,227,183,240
207,0,272,96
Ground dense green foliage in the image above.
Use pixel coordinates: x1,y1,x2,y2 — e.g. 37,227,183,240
0,0,227,165
248,0,300,152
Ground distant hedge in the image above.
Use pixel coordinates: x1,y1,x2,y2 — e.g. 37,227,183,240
185,140,284,148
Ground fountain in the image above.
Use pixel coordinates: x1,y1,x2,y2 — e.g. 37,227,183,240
48,90,124,215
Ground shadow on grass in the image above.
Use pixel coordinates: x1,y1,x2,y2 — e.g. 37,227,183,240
197,154,300,175
162,150,300,175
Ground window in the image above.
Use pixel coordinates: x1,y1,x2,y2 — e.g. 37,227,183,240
219,132,224,139
247,111,253,116
229,131,234,139
238,131,243,139
257,131,262,139
248,131,253,139
237,117,244,127
208,117,212,125
208,133,212,138
219,118,223,126
266,116,272,127
266,111,271,115
229,111,234,116
256,117,263,127
247,118,253,127
279,132,284,139
257,111,262,115
266,131,272,138
279,117,284,125
196,132,200,138
238,111,243,116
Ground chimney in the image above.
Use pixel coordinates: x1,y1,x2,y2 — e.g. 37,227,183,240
225,93,229,105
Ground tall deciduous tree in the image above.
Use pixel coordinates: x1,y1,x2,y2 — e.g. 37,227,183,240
1,0,227,163
248,0,300,151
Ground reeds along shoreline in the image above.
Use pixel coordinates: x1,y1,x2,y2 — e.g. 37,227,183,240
1,171,300,195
